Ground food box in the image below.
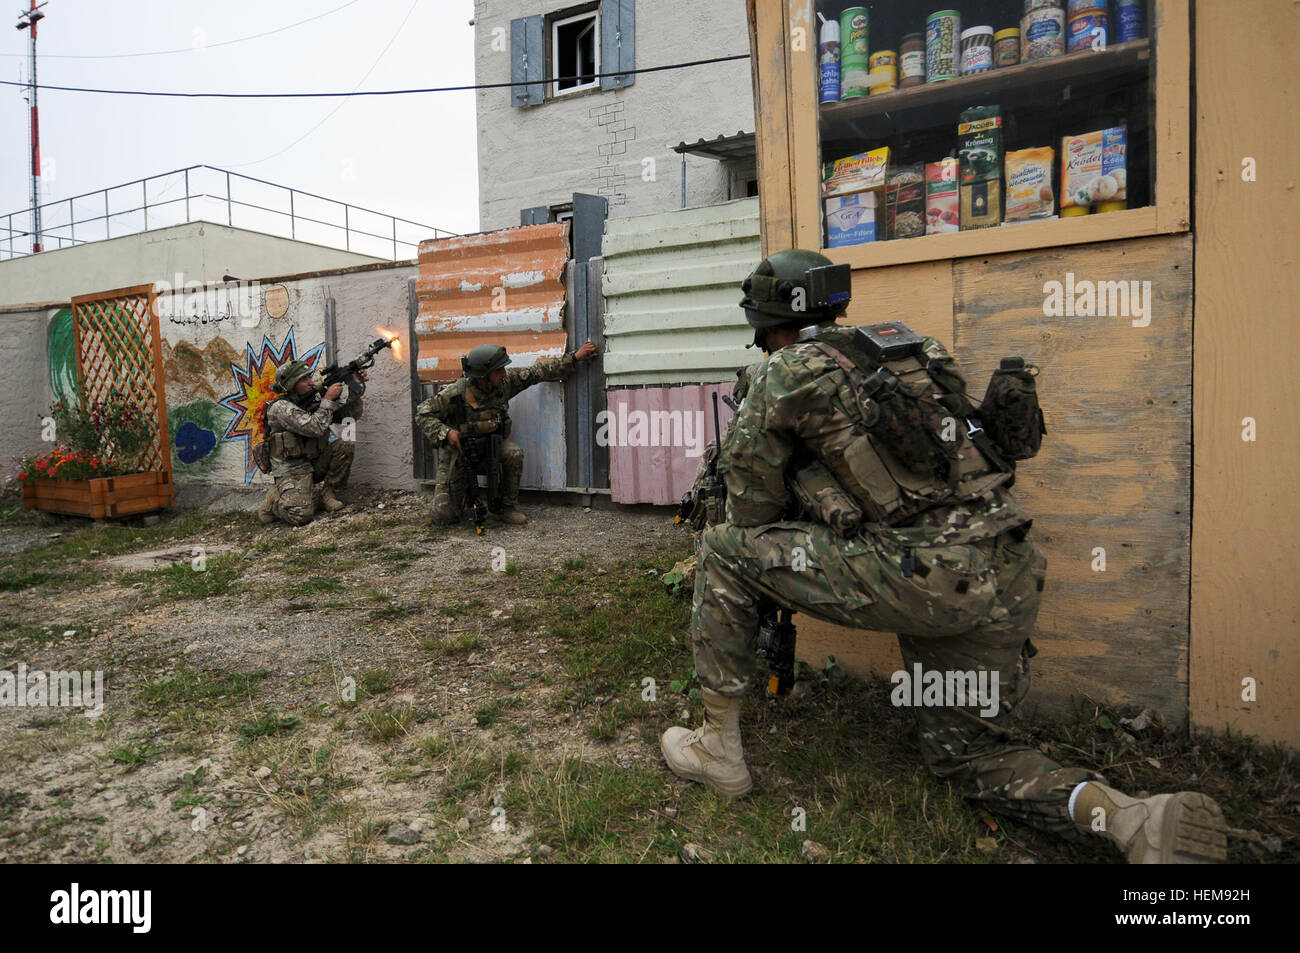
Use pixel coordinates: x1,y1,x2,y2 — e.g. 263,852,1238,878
1004,146,1056,221
925,158,960,234
825,190,881,247
1060,125,1128,209
961,179,1002,229
958,105,1002,184
884,163,926,239
823,147,891,197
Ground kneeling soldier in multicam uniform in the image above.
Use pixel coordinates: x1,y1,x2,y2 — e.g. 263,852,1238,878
258,360,364,527
414,340,598,527
661,249,1228,864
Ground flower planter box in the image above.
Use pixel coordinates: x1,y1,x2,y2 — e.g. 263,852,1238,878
21,470,173,519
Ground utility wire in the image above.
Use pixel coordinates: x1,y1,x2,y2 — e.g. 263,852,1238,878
0,54,751,98
0,0,366,59
221,0,418,167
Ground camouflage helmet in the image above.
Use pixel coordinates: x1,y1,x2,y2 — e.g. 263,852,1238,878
462,343,511,379
274,359,314,393
740,249,850,329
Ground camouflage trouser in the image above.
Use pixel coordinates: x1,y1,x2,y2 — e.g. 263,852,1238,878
432,440,525,524
693,519,1103,835
270,441,354,527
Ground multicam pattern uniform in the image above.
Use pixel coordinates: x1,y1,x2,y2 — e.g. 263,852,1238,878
414,353,577,523
265,388,363,526
694,336,1102,834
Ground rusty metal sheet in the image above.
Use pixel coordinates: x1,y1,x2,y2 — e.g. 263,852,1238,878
414,223,572,491
607,383,738,505
415,223,570,382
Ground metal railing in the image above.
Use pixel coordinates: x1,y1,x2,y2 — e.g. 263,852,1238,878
1,164,457,262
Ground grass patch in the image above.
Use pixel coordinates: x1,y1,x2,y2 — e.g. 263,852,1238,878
358,668,394,697
141,668,269,710
110,740,159,771
421,633,483,657
475,695,521,728
238,712,302,739
364,703,417,742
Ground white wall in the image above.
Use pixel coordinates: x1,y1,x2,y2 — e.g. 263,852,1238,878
0,222,385,310
0,306,53,476
473,0,756,231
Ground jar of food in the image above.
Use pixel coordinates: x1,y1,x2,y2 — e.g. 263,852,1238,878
1060,204,1091,216
993,28,1020,67
1095,199,1128,213
900,33,926,87
960,25,994,74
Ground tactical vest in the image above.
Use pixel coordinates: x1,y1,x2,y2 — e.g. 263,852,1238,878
805,326,1013,527
454,380,512,440
265,396,331,463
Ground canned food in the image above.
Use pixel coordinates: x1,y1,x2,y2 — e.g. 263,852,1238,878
926,10,962,82
1022,5,1065,62
1068,10,1108,52
868,50,898,94
1115,0,1144,42
960,26,994,74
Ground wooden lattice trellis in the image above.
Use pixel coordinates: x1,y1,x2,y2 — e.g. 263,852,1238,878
70,284,174,500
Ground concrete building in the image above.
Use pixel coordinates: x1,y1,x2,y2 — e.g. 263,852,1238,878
0,222,384,310
472,0,757,230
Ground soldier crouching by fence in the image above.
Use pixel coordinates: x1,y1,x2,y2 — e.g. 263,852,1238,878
414,340,598,528
660,249,1229,864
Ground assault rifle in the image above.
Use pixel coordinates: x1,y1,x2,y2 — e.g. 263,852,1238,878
757,605,797,697
322,337,393,389
458,433,503,536
675,392,727,529
303,337,394,411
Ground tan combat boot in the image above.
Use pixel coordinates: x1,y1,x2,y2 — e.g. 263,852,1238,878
257,487,278,525
319,485,346,513
1072,781,1227,863
498,507,527,526
661,688,752,797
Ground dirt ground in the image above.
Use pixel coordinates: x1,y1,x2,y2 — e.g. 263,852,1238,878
1,486,1295,866
0,487,687,863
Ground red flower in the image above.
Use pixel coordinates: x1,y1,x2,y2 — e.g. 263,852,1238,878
18,471,27,480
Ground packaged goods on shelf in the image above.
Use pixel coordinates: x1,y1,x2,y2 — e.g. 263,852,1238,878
1060,125,1127,210
824,146,891,197
925,159,960,234
885,164,927,239
958,105,1003,184
961,179,1003,229
840,7,870,99
826,190,881,247
1004,146,1056,221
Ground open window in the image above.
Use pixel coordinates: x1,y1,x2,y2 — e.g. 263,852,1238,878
553,8,600,95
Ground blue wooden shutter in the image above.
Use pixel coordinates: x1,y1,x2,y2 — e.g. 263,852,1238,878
599,0,635,90
510,15,545,106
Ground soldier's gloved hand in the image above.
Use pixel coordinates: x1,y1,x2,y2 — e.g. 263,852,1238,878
324,383,343,402
574,340,598,362
446,429,461,450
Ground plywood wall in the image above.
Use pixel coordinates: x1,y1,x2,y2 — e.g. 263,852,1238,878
1190,0,1300,747
798,237,1194,721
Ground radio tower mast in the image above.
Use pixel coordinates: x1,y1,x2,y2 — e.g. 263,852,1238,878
17,1,47,254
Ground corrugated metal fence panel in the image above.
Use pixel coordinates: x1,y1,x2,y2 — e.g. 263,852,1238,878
602,197,760,386
607,383,738,505
415,223,571,491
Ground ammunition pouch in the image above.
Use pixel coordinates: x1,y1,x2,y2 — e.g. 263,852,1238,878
789,459,864,538
268,428,329,463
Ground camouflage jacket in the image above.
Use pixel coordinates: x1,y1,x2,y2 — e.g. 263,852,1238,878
266,388,363,474
415,353,576,447
719,332,1027,544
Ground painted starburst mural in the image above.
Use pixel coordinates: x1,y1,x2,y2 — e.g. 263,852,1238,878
219,330,325,483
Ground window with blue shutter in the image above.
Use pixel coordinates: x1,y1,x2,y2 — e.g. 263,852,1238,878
599,0,635,90
510,15,545,107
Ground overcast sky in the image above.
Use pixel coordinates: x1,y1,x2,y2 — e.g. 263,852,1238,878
0,0,480,256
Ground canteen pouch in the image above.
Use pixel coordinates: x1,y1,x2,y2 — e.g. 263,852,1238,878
980,357,1046,461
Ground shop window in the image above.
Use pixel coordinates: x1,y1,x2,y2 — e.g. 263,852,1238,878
812,1,1165,256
